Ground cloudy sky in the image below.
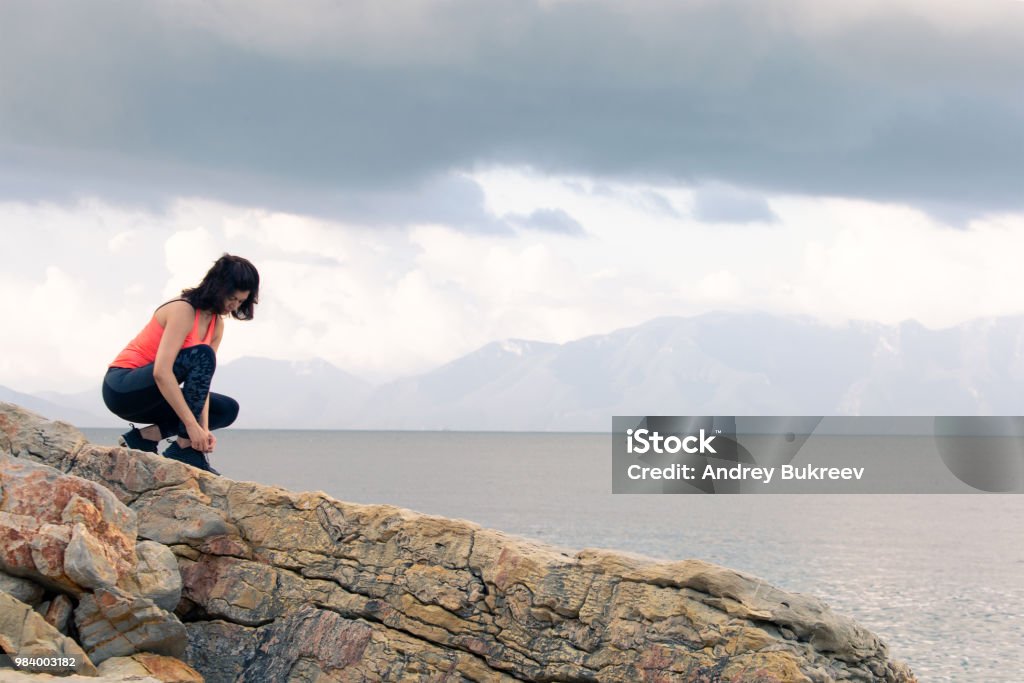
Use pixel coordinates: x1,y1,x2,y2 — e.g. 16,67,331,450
2,0,1024,393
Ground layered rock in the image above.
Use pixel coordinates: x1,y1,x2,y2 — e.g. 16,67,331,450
75,586,188,663
0,402,917,682
0,591,97,676
0,407,187,677
97,653,203,682
0,457,135,596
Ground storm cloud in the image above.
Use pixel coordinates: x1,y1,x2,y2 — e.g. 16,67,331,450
2,0,1023,219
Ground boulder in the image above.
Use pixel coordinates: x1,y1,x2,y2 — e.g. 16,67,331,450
43,593,75,634
1,409,192,673
74,586,187,664
2,401,918,682
65,522,119,590
0,671,162,682
0,591,98,675
135,541,183,612
0,409,85,468
0,570,45,605
97,652,203,682
0,454,136,595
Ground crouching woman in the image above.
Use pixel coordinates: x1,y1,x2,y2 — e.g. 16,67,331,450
102,254,259,473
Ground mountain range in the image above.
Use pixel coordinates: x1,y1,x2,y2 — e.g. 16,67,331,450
7,312,1024,431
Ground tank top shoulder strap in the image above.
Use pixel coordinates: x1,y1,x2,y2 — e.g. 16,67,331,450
153,299,200,337
153,298,194,315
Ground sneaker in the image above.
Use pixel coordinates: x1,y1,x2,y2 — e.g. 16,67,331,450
162,442,220,475
118,424,159,453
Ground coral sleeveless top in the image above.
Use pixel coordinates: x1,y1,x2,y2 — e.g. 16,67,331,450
110,303,217,369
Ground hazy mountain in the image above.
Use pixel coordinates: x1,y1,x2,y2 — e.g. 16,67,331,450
0,385,110,426
9,357,372,430
357,339,562,430
355,313,1024,430
35,387,119,427
8,313,1024,430
212,356,372,429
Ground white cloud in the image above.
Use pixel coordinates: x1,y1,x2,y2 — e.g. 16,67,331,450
777,197,1024,327
5,172,1024,394
697,270,742,301
0,265,137,392
162,225,223,299
107,230,138,252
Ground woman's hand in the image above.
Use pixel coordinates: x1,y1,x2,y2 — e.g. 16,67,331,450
186,422,215,453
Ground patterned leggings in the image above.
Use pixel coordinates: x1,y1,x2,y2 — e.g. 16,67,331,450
102,345,238,439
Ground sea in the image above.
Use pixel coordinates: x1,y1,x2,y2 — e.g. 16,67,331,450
82,428,1024,682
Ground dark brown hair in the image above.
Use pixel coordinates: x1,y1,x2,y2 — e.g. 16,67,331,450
181,254,260,320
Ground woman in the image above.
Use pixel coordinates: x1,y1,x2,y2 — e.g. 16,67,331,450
103,254,259,473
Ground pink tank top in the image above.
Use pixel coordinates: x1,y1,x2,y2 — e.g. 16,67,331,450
110,304,216,369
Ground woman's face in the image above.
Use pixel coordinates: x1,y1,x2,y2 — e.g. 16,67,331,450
222,290,250,315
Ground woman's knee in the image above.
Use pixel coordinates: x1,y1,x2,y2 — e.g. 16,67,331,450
191,343,217,369
223,395,239,423
210,394,239,429
174,344,217,379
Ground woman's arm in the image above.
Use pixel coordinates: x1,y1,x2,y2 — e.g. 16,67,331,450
153,302,213,450
201,395,211,430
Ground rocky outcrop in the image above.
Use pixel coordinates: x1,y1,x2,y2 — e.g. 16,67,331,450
0,452,186,670
97,653,203,682
0,402,917,682
0,590,97,676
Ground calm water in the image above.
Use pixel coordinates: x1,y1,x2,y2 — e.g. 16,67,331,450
84,428,1024,682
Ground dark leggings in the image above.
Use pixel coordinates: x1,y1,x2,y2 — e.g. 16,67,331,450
102,344,238,439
